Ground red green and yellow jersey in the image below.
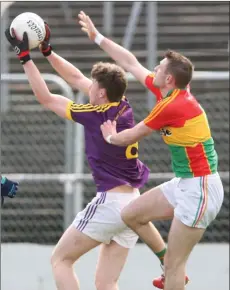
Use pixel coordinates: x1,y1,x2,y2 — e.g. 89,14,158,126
144,74,218,178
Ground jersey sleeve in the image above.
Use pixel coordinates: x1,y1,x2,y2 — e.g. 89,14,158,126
66,101,100,126
144,101,170,130
145,73,162,102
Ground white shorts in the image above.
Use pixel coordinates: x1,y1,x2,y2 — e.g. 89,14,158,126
73,190,140,248
160,172,224,229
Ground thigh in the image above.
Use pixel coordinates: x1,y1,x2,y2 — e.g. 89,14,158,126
122,186,174,224
52,225,100,263
175,174,224,229
95,241,129,283
73,192,138,245
73,193,117,244
166,217,205,265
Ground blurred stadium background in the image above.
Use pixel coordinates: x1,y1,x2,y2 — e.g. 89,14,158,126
1,1,229,289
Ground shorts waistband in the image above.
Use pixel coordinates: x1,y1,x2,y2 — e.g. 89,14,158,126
180,172,220,181
96,189,140,200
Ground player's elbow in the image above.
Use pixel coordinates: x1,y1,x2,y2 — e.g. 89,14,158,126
35,92,53,107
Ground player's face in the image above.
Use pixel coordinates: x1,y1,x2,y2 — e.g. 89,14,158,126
88,80,106,105
153,58,172,88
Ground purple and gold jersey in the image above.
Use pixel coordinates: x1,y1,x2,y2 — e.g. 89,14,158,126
66,97,149,192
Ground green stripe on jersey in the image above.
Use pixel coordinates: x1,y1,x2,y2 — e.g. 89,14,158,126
203,138,218,173
168,145,193,177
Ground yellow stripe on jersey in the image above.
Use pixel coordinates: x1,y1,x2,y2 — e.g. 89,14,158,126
66,97,127,119
145,89,180,123
70,100,122,113
66,101,74,120
71,103,93,109
162,112,211,146
71,103,102,112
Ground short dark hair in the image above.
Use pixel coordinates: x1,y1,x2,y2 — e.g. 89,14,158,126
91,62,127,102
165,50,194,89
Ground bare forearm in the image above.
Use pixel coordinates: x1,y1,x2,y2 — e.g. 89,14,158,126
99,37,150,85
100,38,139,71
78,11,150,85
106,121,153,146
111,129,139,146
46,52,84,85
23,60,52,104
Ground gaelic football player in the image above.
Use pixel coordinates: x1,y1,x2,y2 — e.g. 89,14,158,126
5,25,167,290
79,11,224,290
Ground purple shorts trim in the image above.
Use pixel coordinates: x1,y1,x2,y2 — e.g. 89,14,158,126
76,192,107,231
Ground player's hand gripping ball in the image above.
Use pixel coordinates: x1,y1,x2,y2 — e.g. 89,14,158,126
10,12,46,49
5,27,31,65
39,22,52,57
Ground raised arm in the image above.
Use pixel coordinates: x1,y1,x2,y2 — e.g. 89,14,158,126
23,59,71,118
40,23,92,94
46,52,92,94
78,11,151,86
5,28,73,119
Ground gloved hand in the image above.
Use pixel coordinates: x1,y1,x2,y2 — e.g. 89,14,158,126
39,22,52,57
1,176,19,206
5,27,31,65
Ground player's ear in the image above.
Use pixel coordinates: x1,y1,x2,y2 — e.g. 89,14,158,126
100,88,107,99
166,74,173,85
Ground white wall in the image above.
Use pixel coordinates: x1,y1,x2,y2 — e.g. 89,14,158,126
1,243,229,290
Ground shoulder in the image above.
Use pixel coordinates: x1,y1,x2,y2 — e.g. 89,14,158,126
150,89,189,117
69,102,118,113
169,90,203,119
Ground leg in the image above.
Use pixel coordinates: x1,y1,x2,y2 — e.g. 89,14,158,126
95,241,129,290
51,224,100,290
121,186,174,253
164,217,205,290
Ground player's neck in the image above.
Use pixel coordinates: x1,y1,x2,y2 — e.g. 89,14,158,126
161,86,177,98
96,97,110,105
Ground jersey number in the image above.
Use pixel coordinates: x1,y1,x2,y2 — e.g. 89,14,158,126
125,142,138,159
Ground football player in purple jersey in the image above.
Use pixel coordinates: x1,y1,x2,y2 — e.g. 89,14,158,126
5,24,167,290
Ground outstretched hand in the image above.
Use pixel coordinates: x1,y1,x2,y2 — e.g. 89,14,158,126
78,11,99,41
100,120,117,143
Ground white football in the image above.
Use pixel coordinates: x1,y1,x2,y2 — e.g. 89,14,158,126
10,12,46,50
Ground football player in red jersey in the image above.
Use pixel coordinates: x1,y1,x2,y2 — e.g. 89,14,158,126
79,11,224,290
